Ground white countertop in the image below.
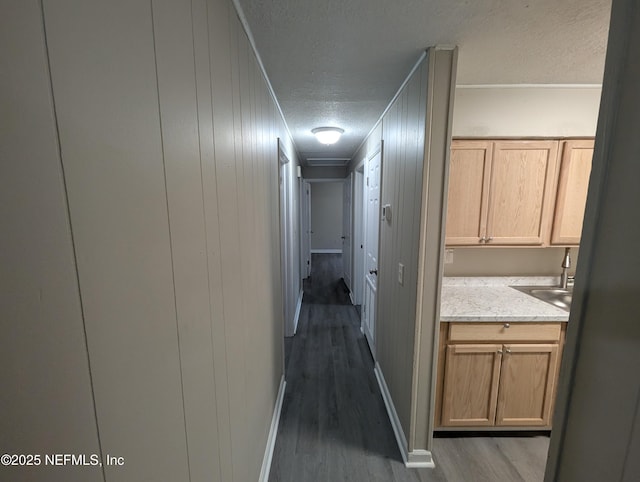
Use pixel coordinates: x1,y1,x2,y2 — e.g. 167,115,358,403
440,277,570,322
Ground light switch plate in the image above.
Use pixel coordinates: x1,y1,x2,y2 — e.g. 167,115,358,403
398,263,404,285
382,204,392,222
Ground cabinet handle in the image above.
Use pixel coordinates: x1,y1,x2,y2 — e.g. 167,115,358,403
497,349,503,355
486,237,493,242
479,237,486,243
503,323,510,328
505,349,512,354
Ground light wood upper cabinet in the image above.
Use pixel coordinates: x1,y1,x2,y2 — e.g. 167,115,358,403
446,140,559,246
495,343,559,426
487,141,559,245
551,140,594,245
445,141,492,245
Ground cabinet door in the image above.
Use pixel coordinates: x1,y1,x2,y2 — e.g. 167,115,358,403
551,140,594,245
486,141,559,245
441,344,502,426
495,343,559,427
445,141,492,245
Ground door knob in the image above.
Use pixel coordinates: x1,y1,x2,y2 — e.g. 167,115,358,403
369,269,378,275
341,236,346,239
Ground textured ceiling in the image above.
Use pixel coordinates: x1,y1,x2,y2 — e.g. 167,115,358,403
237,0,611,164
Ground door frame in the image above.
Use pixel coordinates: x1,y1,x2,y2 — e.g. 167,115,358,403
300,180,311,278
342,173,354,296
361,143,383,354
278,140,296,338
352,166,365,306
303,178,345,259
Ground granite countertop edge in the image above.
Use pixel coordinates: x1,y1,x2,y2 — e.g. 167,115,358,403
439,276,570,323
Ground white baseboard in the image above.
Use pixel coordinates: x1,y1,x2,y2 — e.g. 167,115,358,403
406,449,434,468
293,289,303,335
374,363,435,468
259,376,286,482
310,249,342,254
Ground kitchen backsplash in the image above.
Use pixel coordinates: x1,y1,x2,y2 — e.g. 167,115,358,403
443,247,579,277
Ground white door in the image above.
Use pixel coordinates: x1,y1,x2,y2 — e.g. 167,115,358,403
363,150,381,353
342,174,353,293
300,181,311,278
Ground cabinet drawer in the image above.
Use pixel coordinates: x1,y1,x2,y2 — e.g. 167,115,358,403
448,323,561,342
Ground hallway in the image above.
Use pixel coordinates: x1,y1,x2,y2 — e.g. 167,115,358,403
270,254,549,482
270,253,444,481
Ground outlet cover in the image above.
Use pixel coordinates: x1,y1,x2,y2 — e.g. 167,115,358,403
444,249,454,264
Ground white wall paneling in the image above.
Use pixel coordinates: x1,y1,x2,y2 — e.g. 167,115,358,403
347,48,457,467
2,0,300,480
377,57,427,447
152,1,221,480
43,1,190,479
0,2,102,481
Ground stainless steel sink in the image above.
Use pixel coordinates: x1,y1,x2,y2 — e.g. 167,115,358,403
513,286,573,312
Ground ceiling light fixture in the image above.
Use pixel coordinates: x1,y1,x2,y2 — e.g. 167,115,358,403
312,127,344,145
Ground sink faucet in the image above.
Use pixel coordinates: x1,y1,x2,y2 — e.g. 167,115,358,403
560,247,571,289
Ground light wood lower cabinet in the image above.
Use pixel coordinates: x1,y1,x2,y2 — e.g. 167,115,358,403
441,344,502,427
495,343,559,426
436,322,566,429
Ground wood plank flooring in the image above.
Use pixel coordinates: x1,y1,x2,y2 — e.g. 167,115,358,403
271,254,549,482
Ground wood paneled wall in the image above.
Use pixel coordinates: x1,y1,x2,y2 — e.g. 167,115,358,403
349,124,383,172
0,2,103,481
348,49,457,460
348,57,428,442
0,1,298,481
377,60,429,438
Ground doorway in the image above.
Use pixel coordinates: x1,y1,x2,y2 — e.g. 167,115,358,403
307,180,344,256
352,167,365,308
278,141,300,339
300,180,311,278
342,174,353,297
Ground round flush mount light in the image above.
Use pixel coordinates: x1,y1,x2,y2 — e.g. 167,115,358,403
312,127,344,145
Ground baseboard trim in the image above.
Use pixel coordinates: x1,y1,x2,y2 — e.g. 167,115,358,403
293,289,303,335
374,363,435,468
310,249,342,254
259,376,286,482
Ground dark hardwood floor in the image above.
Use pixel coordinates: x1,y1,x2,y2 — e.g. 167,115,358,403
270,253,549,482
